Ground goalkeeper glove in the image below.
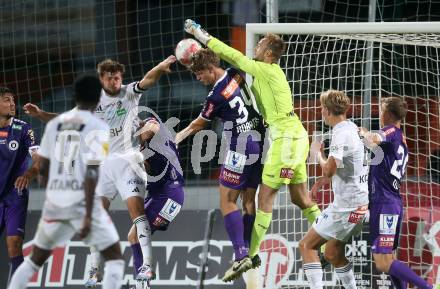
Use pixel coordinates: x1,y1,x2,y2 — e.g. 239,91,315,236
184,19,211,46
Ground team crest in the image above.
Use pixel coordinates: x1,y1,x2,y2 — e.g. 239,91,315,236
9,140,19,151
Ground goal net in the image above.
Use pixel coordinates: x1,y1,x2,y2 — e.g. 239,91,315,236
246,22,440,289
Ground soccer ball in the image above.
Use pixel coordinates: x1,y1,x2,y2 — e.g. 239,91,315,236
175,38,202,66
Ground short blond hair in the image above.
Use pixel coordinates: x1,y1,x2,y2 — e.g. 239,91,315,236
320,89,350,116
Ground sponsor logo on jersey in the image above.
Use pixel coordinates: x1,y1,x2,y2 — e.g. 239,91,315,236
0,131,8,138
224,150,246,174
379,214,399,235
159,198,181,222
127,178,144,185
132,187,140,193
221,169,241,185
28,129,36,144
383,127,396,136
12,124,22,130
9,140,19,151
152,216,168,227
221,78,239,99
116,108,127,116
280,168,294,179
378,236,395,248
204,102,214,118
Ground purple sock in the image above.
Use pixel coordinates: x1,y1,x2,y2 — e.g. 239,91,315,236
131,243,143,277
224,210,248,261
243,214,255,248
9,255,24,281
389,260,432,289
391,275,408,289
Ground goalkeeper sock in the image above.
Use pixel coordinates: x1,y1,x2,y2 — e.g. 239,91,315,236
131,243,143,276
335,263,357,289
302,204,325,253
304,262,323,289
389,260,433,289
249,209,272,257
224,210,248,261
8,258,40,289
302,204,321,224
243,214,255,248
134,215,152,267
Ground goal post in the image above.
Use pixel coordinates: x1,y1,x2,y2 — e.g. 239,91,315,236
246,22,440,289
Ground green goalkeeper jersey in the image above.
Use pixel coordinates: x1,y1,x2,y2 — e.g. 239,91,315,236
207,37,307,140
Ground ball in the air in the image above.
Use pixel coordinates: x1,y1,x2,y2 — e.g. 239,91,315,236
175,38,202,66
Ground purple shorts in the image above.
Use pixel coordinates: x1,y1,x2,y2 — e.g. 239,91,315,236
219,136,263,190
0,190,28,237
144,182,184,233
369,201,403,254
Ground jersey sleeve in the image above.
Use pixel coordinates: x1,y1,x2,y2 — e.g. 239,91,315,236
22,123,40,156
37,121,53,159
329,130,347,165
199,90,222,121
207,37,270,80
379,126,397,144
83,123,110,166
125,81,147,102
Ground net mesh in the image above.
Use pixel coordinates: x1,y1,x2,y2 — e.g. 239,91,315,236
256,31,440,288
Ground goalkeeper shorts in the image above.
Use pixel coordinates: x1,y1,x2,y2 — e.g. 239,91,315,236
262,136,309,189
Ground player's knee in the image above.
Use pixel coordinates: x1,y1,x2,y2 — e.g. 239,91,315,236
298,239,311,253
127,226,138,244
7,236,23,257
324,248,339,264
374,261,389,273
242,200,256,215
373,254,392,273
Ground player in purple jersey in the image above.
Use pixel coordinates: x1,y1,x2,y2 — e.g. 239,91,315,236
127,117,184,288
360,97,436,289
0,87,39,281
175,49,265,282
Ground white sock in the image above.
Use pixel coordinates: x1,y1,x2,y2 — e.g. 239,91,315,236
335,263,357,289
304,262,323,289
90,247,101,269
8,258,40,289
134,215,152,266
102,259,125,289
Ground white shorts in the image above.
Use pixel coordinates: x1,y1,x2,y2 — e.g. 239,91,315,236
34,203,119,251
313,204,368,242
96,156,146,201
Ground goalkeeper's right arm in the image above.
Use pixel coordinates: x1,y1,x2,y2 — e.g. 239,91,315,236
184,19,266,79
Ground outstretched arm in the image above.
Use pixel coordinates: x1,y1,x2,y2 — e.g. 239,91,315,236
175,117,208,145
138,56,176,90
184,19,266,78
23,103,58,123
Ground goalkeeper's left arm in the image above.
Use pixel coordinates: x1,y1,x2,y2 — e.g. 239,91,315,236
184,19,268,80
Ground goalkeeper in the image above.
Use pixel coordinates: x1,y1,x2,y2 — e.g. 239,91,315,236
184,19,321,264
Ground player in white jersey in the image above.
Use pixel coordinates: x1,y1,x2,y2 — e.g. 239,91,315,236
8,76,124,289
299,90,369,289
22,56,176,286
